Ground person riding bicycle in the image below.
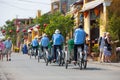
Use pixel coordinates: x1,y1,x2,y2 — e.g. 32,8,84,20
40,33,49,55
73,25,86,63
31,36,39,56
52,29,64,62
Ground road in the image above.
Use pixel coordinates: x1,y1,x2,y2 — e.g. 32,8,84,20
0,53,120,80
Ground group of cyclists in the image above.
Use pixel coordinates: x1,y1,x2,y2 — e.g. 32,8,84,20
27,25,87,68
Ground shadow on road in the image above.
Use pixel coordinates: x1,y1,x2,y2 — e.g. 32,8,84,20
71,67,106,71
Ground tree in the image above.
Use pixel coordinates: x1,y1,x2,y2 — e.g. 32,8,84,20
108,0,120,17
3,20,17,45
34,12,74,40
34,13,50,32
45,12,74,40
108,15,120,40
107,0,120,45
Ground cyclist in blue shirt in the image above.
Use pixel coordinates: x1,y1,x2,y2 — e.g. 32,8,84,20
52,29,64,62
31,36,39,55
73,25,86,63
40,33,49,52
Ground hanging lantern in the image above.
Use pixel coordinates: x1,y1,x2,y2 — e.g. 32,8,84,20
30,27,33,30
43,24,47,28
22,29,26,32
2,30,5,33
94,7,99,16
36,25,40,29
84,11,88,18
9,30,12,33
16,30,19,33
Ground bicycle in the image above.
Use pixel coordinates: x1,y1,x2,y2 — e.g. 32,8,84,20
77,47,87,69
38,47,50,66
65,46,87,70
37,47,42,62
30,48,37,59
56,47,65,66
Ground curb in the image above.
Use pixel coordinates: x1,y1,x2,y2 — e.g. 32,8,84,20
88,60,120,68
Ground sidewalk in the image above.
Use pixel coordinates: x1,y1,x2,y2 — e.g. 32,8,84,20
88,58,120,67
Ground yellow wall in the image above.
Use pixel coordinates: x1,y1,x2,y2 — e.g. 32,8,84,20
84,11,90,39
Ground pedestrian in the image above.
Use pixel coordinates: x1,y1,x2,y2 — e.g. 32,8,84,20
103,32,113,63
98,32,106,63
4,37,12,61
22,43,28,54
0,39,5,61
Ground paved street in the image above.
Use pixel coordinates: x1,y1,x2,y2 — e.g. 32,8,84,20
0,53,120,80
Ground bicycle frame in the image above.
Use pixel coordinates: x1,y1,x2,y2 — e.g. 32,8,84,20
77,46,87,69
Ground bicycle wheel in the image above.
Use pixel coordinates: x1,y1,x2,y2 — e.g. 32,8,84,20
77,53,82,70
38,53,40,62
57,55,61,66
46,59,48,66
83,60,87,69
30,49,33,59
78,59,82,70
34,49,37,59
65,62,68,69
45,50,49,66
61,52,65,66
43,53,47,63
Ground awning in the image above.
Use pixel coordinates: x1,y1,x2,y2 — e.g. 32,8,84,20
81,0,104,12
51,0,59,3
71,0,83,6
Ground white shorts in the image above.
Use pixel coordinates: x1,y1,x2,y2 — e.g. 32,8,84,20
100,48,104,53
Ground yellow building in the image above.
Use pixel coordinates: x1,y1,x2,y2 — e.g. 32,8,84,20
81,0,112,39
68,0,112,55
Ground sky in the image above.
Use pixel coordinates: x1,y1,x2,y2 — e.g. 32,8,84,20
0,0,51,27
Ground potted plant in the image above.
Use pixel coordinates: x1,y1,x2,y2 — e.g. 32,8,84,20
91,44,99,59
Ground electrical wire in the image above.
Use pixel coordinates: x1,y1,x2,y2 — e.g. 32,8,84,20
0,0,46,12
0,1,35,11
18,0,51,5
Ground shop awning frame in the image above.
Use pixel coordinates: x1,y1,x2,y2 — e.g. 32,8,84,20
80,0,104,12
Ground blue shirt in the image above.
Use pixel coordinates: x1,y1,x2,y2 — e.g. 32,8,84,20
4,40,12,49
41,36,49,47
74,28,86,44
31,38,39,47
52,33,64,45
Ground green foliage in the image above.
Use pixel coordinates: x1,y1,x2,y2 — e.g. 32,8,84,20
34,12,74,40
107,0,120,46
45,13,74,38
108,0,120,17
34,13,50,31
92,44,99,53
3,20,17,45
107,15,120,40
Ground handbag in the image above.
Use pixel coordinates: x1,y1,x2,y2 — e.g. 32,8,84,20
107,45,112,51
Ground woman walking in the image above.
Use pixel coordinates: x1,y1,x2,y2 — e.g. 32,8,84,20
104,32,113,62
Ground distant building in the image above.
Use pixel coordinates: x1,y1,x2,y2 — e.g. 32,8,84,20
51,0,79,14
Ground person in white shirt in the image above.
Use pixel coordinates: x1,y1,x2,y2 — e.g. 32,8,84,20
98,32,106,62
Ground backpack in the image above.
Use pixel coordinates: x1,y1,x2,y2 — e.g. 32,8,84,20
98,37,102,46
